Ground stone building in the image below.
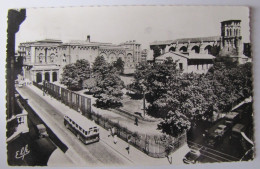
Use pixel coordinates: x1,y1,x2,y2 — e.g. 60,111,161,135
150,20,250,69
155,52,215,74
18,36,142,83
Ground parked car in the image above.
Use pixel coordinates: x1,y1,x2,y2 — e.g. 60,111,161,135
18,83,23,88
36,124,49,138
207,134,221,147
225,112,239,127
231,123,245,140
215,124,228,136
183,149,201,164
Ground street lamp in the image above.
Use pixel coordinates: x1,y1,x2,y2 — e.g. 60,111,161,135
140,83,146,117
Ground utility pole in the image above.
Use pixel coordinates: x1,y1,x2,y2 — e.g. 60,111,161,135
143,90,146,117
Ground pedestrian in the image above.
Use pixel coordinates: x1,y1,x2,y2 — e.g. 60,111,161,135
108,128,111,137
111,127,115,137
42,87,45,96
135,117,138,126
126,136,131,154
113,134,118,144
78,107,82,114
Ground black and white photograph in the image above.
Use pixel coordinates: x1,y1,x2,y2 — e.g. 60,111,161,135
4,4,256,167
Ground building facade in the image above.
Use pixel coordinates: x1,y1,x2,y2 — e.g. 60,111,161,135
150,20,250,67
155,52,215,74
18,36,142,83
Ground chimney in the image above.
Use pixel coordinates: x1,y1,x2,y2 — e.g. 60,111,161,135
87,35,90,42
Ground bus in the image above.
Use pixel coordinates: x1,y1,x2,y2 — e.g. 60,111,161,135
64,111,99,144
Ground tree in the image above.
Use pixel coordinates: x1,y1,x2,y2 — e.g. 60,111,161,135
113,57,125,74
151,45,161,62
90,55,125,108
127,63,151,95
60,59,91,90
158,110,191,137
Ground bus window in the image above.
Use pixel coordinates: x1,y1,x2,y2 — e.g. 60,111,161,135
85,131,88,135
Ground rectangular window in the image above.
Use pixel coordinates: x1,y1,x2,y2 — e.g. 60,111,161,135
179,63,183,70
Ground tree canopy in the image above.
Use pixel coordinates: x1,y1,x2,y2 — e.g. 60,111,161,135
112,57,125,74
89,55,125,108
129,59,252,136
60,59,91,90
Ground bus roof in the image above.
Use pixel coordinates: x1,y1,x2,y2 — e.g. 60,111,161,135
65,110,98,130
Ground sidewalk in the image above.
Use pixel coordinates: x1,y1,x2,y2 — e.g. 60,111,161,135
76,89,162,136
22,84,190,165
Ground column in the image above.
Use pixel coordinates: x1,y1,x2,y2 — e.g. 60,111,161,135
42,71,45,81
50,70,53,82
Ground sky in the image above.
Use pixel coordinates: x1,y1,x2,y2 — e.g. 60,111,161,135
16,6,250,50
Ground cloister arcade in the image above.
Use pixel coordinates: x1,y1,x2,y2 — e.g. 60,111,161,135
35,71,58,83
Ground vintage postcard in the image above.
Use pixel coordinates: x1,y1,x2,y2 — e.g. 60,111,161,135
6,6,253,166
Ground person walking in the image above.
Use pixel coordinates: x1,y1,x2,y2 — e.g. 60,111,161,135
126,136,131,154
113,134,118,144
111,127,115,137
108,128,111,137
135,117,138,126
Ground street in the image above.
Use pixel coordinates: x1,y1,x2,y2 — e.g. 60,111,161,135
17,85,133,166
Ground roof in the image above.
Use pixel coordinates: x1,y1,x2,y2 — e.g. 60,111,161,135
37,39,63,43
119,40,141,45
63,40,112,47
150,36,221,46
65,110,98,130
99,45,126,50
155,52,215,61
221,20,241,23
188,53,215,59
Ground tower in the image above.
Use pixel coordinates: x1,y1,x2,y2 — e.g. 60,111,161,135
220,20,242,55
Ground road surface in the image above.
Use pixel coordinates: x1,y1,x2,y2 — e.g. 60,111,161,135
17,85,133,166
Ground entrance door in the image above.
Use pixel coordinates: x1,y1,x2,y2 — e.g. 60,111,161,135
45,72,50,82
36,72,42,83
52,72,57,82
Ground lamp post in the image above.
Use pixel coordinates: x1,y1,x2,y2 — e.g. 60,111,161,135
141,84,146,117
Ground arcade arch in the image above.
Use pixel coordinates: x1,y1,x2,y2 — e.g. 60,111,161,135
169,47,176,52
204,45,212,54
191,46,200,53
179,46,187,52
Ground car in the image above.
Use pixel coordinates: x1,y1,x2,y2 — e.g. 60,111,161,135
36,124,49,138
231,123,245,140
225,112,239,127
207,134,221,147
18,83,23,88
214,124,228,136
183,149,201,164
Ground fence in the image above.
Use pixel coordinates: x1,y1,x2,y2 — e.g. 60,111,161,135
33,81,187,158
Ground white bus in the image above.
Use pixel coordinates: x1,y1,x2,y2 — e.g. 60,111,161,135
64,111,99,144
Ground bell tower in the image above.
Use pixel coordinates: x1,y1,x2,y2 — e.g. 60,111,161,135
220,20,242,55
